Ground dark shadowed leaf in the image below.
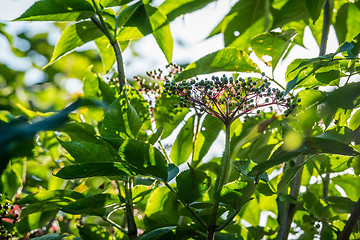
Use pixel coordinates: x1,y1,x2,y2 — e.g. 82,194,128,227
175,48,260,81
148,124,164,145
58,139,122,163
138,226,177,240
176,166,211,204
14,0,94,22
277,165,303,192
220,180,255,210
55,162,135,179
167,164,179,182
61,193,120,215
29,233,69,240
100,92,142,139
119,139,168,181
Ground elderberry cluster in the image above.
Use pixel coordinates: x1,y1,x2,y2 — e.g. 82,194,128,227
163,73,298,123
134,63,184,94
0,195,19,239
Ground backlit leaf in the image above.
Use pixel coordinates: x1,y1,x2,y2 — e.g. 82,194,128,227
170,116,194,165
45,21,104,67
78,224,113,240
14,0,95,22
175,48,260,81
250,29,296,70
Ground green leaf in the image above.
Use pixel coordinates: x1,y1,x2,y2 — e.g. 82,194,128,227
132,185,153,202
16,190,85,216
138,226,177,240
119,139,168,181
14,0,95,22
209,0,267,46
249,135,358,176
146,5,173,63
271,0,309,28
78,224,113,240
220,180,255,210
61,193,120,215
98,76,116,104
16,190,84,205
256,182,275,196
144,187,179,228
334,3,360,44
58,122,97,142
159,0,215,22
100,92,142,139
192,114,223,167
349,109,360,131
45,21,104,67
58,139,121,163
29,233,69,240
117,2,152,41
176,166,211,204
148,124,164,145
250,29,296,70
95,36,116,73
232,158,256,175
55,162,134,179
175,47,260,81
277,165,303,192
305,0,326,23
154,94,189,139
170,116,194,165
229,17,266,50
83,67,101,100
167,164,179,182
326,196,356,214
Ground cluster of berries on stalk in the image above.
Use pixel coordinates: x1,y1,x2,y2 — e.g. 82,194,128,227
0,194,20,239
133,63,184,94
163,73,299,123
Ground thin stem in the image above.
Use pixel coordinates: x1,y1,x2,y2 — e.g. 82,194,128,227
208,122,231,240
102,215,128,235
158,141,171,163
277,155,305,240
90,0,126,91
164,182,208,230
190,112,202,167
337,197,360,240
124,176,137,239
216,209,241,231
319,0,331,56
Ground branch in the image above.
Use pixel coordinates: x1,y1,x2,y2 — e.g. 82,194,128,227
277,155,305,240
319,0,331,56
337,197,360,240
90,1,126,92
